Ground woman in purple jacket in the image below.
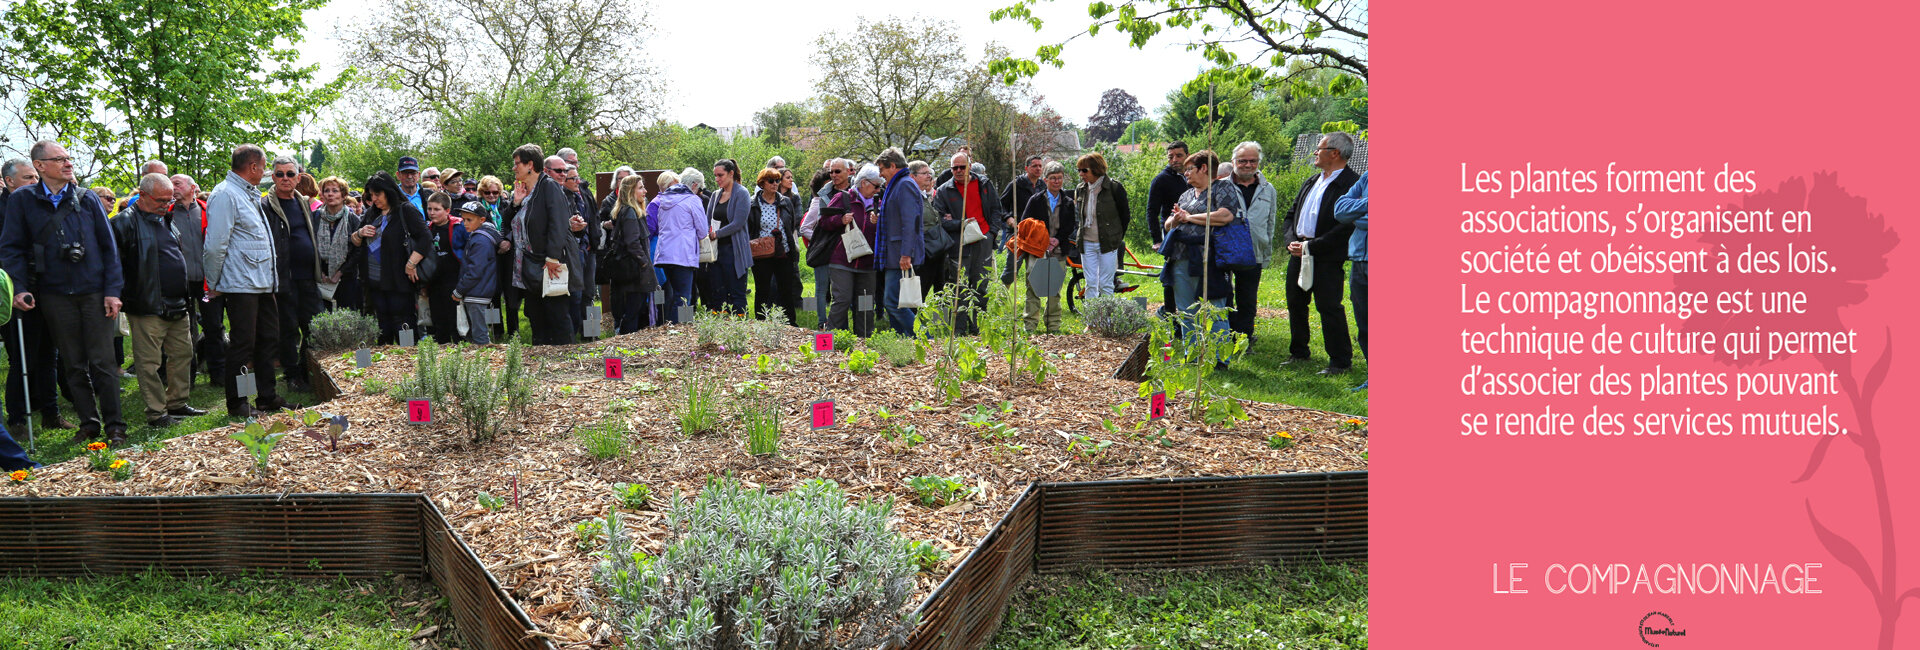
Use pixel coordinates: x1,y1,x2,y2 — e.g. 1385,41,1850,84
649,170,708,323
816,165,885,337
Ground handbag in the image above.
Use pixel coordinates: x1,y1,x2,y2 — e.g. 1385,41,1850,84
1210,216,1260,270
960,218,985,245
922,213,953,256
897,268,924,308
841,216,872,261
749,235,777,259
805,232,836,268
1297,250,1315,291
698,219,719,263
542,259,570,297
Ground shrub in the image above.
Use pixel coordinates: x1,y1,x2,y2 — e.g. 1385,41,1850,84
753,306,788,350
694,310,753,351
308,309,380,352
832,329,855,352
741,397,780,457
444,339,538,444
576,415,630,459
867,331,918,367
1082,295,1151,338
841,349,877,375
592,477,920,649
391,339,445,403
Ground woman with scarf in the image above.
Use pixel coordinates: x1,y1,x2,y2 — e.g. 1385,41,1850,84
313,176,364,312
817,165,885,337
650,171,707,323
350,172,433,343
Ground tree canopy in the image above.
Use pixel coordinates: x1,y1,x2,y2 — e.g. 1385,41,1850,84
0,0,344,185
1086,89,1146,144
809,17,998,159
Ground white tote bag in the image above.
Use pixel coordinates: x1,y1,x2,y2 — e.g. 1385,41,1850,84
542,258,570,297
699,219,720,263
960,218,986,245
1297,250,1315,291
897,269,924,308
841,216,873,261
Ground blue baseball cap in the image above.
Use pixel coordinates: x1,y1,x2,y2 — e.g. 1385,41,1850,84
398,156,419,172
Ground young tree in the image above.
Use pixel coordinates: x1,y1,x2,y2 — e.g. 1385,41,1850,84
0,0,344,184
1085,88,1145,144
810,17,994,159
752,102,815,148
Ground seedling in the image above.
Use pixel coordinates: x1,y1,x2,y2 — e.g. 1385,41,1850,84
907,476,974,507
613,482,652,509
1067,434,1114,463
1267,431,1297,450
476,491,507,511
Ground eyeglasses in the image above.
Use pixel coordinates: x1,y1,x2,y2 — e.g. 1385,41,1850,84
274,171,298,178
829,170,844,175
424,174,440,180
35,156,74,164
1316,147,1337,153
546,167,566,173
1077,168,1090,173
1234,158,1259,164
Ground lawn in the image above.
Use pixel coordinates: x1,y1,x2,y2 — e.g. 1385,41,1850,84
0,570,446,649
987,563,1369,650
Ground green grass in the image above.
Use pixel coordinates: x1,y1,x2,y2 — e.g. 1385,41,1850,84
0,570,445,649
987,563,1369,650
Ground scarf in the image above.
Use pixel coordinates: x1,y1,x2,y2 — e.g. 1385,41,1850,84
313,204,354,277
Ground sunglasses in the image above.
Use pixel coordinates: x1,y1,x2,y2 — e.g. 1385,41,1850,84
546,167,565,173
951,166,967,171
1077,168,1090,173
274,171,298,178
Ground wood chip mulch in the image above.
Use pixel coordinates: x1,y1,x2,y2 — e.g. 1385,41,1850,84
5,325,1367,646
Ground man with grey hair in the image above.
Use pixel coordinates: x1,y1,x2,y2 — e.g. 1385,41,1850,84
0,154,63,433
557,148,592,205
170,173,218,385
1278,133,1359,375
1227,141,1278,342
114,173,204,426
0,140,126,442
873,146,922,335
263,155,320,392
205,144,295,417
930,151,1003,335
767,156,787,170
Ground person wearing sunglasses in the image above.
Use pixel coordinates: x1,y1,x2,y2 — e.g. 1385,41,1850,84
929,151,1004,336
264,156,322,393
114,173,206,428
1071,151,1130,300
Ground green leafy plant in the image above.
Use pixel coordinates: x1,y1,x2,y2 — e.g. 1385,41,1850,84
866,330,919,367
592,476,922,649
576,415,630,460
83,441,117,471
884,423,925,448
614,482,652,510
1067,434,1115,463
832,328,856,351
905,540,949,573
308,308,381,353
477,491,507,511
575,520,605,553
443,339,539,444
741,396,781,457
797,340,821,364
1143,302,1251,424
841,349,878,374
107,458,133,481
608,398,637,414
748,353,785,374
229,420,289,476
907,475,974,508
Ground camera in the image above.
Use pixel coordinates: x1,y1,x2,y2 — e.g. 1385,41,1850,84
61,242,84,263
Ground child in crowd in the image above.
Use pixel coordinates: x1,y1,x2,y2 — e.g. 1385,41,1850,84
452,201,501,344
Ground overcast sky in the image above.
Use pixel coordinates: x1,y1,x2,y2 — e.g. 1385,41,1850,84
302,0,1237,130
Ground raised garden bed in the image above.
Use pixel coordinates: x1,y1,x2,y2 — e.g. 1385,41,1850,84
4,325,1367,646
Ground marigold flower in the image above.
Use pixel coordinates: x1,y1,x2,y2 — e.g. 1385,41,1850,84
8,470,27,481
110,460,128,470
1346,418,1364,426
86,442,108,451
1276,431,1294,439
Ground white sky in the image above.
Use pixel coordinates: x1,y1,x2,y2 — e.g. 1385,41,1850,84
301,0,1235,130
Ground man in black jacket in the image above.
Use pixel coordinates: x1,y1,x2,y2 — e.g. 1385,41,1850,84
1278,133,1362,375
0,140,126,443
0,156,66,432
114,174,206,427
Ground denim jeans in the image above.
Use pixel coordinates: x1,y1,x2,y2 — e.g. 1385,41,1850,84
880,268,916,336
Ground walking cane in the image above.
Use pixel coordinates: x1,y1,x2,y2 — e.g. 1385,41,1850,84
16,317,32,454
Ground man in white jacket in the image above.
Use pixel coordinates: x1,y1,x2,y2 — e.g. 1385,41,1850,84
204,144,297,417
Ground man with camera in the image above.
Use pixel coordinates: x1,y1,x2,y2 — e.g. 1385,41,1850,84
114,173,207,427
0,140,128,444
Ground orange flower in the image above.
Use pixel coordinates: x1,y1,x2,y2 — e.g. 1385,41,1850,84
1277,431,1294,439
109,459,128,470
86,442,108,451
7,470,27,482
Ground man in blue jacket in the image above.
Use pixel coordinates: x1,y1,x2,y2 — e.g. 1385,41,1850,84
1333,170,1368,391
872,147,921,336
0,140,128,443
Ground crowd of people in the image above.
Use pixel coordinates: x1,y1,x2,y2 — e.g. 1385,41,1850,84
0,133,1370,472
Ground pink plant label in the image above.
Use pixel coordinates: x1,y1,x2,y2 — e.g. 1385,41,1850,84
815,331,833,352
407,399,432,424
605,357,623,379
810,400,835,429
1149,391,1166,420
